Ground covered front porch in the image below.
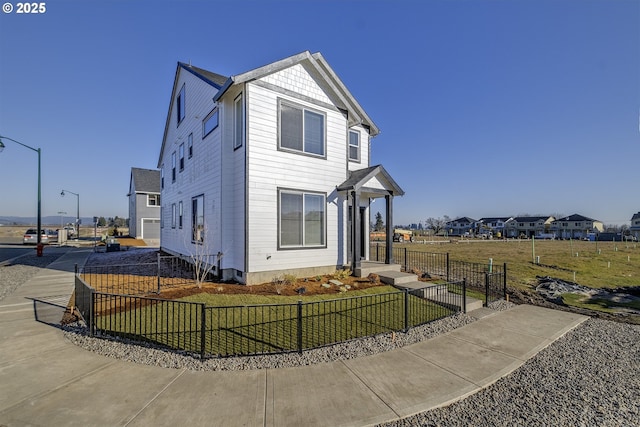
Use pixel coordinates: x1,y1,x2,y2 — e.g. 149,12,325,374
337,165,405,276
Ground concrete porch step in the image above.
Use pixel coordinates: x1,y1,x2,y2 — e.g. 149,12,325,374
354,262,401,278
378,271,418,286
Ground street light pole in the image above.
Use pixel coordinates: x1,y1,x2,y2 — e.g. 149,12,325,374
61,189,80,239
0,135,43,250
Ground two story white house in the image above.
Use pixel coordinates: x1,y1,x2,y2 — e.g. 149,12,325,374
157,51,403,285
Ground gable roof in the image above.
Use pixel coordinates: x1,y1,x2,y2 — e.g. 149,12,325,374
130,167,160,194
447,217,476,224
631,212,640,220
336,165,404,197
508,216,553,223
212,51,379,136
478,217,512,223
554,214,597,222
158,63,229,167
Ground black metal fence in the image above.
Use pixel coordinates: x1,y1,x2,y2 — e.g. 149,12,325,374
74,274,467,359
79,253,217,295
370,244,506,305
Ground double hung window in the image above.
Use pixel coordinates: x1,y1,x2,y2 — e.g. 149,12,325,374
348,130,360,161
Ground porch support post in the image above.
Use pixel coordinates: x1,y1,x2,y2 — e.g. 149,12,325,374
352,190,362,270
385,194,394,264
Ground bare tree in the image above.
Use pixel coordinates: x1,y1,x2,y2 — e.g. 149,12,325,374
425,216,450,235
184,226,218,288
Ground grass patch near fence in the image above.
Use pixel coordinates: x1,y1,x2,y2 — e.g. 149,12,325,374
395,239,640,291
93,285,456,357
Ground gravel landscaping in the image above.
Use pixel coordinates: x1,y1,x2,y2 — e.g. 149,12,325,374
2,249,639,426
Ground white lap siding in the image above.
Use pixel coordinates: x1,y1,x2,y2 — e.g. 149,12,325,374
244,76,350,277
160,70,222,260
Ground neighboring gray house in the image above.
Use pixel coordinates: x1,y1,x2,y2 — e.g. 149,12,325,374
550,214,603,239
505,216,555,238
445,217,476,236
629,211,640,241
476,217,512,237
128,167,161,239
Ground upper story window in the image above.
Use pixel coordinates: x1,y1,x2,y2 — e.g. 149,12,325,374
178,201,183,228
179,143,185,171
279,100,325,157
203,108,219,138
147,194,160,206
171,151,176,182
188,133,193,158
176,84,185,125
348,130,360,162
161,165,164,189
234,94,243,149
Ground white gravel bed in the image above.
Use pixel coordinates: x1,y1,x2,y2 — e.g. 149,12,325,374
377,317,640,427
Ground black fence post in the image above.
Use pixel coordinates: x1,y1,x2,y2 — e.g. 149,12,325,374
89,288,94,337
157,252,161,294
403,289,409,332
404,247,408,272
462,278,467,314
200,304,206,359
297,300,303,354
446,253,450,282
503,263,507,299
484,273,489,307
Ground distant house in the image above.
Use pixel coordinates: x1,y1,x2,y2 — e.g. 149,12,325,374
476,217,512,237
128,167,161,240
505,216,555,238
629,212,640,241
551,214,603,239
157,51,403,285
446,217,476,236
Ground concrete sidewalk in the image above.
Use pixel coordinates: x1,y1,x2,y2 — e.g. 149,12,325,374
0,248,588,427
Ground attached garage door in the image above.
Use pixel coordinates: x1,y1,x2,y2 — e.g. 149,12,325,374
141,219,160,239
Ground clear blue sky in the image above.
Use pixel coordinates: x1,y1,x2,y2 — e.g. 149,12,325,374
1,0,638,226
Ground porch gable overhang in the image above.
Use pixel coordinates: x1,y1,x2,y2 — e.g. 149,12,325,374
337,165,404,198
